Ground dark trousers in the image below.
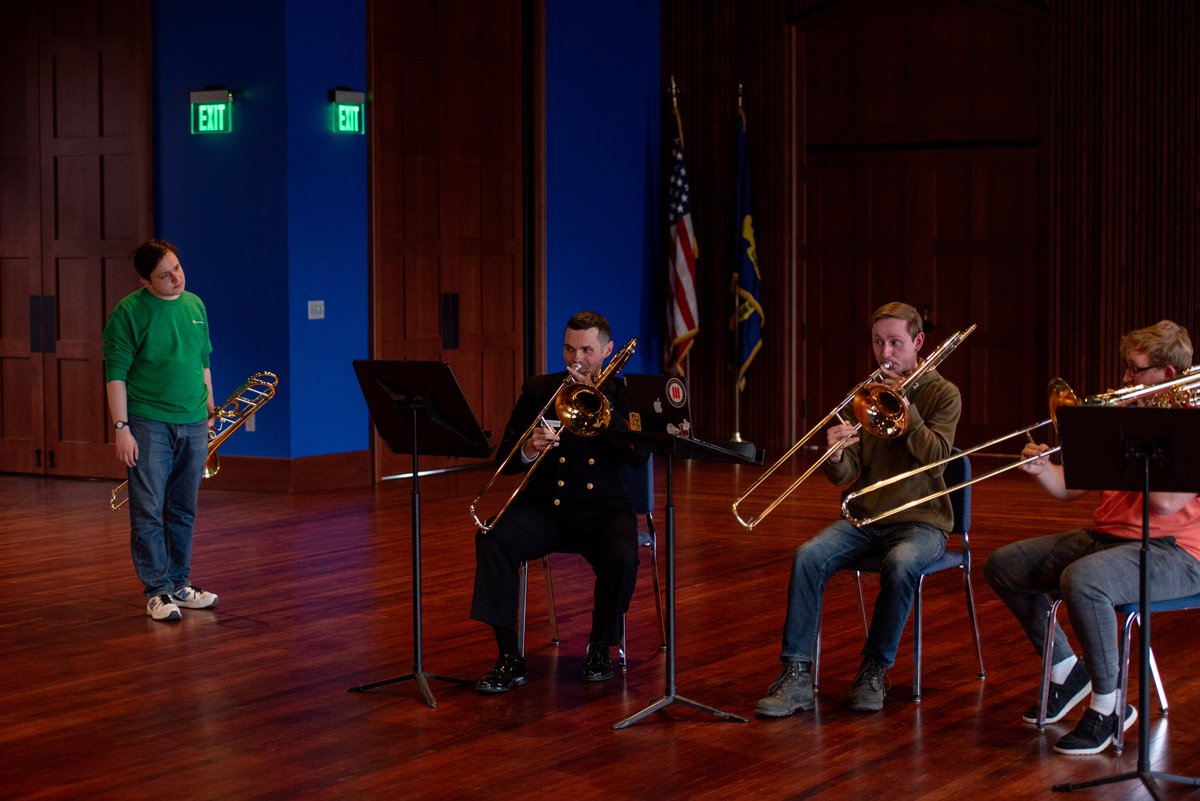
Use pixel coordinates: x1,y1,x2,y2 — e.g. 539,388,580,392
471,498,639,647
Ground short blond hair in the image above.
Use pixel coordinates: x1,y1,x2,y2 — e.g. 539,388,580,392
1120,320,1193,372
870,302,923,340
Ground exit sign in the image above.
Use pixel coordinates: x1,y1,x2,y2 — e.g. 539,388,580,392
332,89,365,135
190,89,233,134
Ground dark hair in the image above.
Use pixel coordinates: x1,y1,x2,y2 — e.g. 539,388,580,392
566,311,611,343
132,240,179,281
870,302,923,340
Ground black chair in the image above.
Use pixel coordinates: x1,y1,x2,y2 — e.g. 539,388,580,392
517,455,666,670
814,449,986,700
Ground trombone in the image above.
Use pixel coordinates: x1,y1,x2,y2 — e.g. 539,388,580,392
470,338,637,532
731,324,976,531
109,371,279,510
841,365,1200,527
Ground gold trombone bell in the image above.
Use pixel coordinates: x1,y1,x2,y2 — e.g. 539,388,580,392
470,338,637,532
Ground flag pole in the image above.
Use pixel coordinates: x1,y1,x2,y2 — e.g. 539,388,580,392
731,85,745,444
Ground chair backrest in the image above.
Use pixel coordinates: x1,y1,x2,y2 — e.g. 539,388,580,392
622,455,655,516
943,447,971,535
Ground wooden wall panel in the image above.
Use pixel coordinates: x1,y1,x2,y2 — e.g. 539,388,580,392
1050,0,1200,394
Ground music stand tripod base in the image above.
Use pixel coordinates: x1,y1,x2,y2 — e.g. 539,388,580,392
349,671,473,709
614,694,748,729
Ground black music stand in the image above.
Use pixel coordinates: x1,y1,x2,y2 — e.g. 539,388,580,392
1052,405,1200,798
604,430,759,729
348,360,492,708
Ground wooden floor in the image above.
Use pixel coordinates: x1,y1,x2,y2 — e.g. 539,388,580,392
3,457,1200,800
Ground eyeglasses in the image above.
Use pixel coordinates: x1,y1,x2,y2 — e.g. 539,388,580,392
1124,363,1165,376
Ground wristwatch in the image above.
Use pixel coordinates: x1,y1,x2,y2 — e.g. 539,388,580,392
114,420,129,430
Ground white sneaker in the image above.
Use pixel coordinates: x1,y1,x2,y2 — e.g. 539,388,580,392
172,585,218,609
147,594,182,621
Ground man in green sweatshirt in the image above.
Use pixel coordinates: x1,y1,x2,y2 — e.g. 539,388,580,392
103,240,218,622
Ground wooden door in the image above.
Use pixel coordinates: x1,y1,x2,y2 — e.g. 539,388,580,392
369,0,527,478
0,0,150,479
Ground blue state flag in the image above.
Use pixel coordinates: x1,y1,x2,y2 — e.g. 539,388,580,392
731,102,763,392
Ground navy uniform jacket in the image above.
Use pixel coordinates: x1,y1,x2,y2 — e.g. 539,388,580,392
497,372,648,514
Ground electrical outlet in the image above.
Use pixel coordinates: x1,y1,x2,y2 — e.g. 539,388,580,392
308,300,325,320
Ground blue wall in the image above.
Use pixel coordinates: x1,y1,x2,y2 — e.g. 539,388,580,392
545,2,663,373
153,0,368,459
152,1,657,459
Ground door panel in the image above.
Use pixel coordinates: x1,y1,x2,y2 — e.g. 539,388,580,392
0,0,149,478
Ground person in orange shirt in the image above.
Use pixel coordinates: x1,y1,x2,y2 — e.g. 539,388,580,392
984,320,1200,755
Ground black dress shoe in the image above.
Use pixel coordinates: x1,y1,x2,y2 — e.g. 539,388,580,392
581,642,613,682
476,654,528,693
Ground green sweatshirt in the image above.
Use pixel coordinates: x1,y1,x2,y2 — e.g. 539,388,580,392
823,369,961,532
102,288,212,424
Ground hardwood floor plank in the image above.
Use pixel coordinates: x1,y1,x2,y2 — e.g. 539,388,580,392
2,461,1199,800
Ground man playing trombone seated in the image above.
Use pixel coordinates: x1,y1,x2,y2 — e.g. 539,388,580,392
984,320,1200,755
471,311,648,692
756,302,962,716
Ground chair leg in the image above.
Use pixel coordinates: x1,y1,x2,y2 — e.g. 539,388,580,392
1036,599,1063,730
1114,612,1168,754
542,556,559,645
813,625,822,692
913,577,925,701
648,542,666,649
962,567,986,681
517,560,528,658
854,572,869,634
619,614,628,672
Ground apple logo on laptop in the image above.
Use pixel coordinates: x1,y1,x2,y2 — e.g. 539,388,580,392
653,398,663,413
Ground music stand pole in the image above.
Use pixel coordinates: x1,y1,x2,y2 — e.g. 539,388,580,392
614,446,747,728
347,360,489,708
348,406,471,707
1053,437,1200,797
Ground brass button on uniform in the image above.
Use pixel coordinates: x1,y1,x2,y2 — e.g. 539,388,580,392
588,458,595,465
553,498,561,506
586,482,594,490
557,480,565,487
558,456,566,464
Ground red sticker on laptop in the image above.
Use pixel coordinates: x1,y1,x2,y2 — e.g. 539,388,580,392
665,378,687,407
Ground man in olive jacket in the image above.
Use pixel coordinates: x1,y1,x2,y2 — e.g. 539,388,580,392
755,301,961,716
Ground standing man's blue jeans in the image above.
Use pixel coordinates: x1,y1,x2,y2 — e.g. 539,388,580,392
127,416,209,598
780,519,947,667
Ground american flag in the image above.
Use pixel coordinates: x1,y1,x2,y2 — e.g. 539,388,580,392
665,105,699,377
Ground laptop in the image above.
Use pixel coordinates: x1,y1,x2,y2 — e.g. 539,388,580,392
622,373,693,437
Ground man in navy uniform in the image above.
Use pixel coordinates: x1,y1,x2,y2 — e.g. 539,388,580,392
471,311,647,692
